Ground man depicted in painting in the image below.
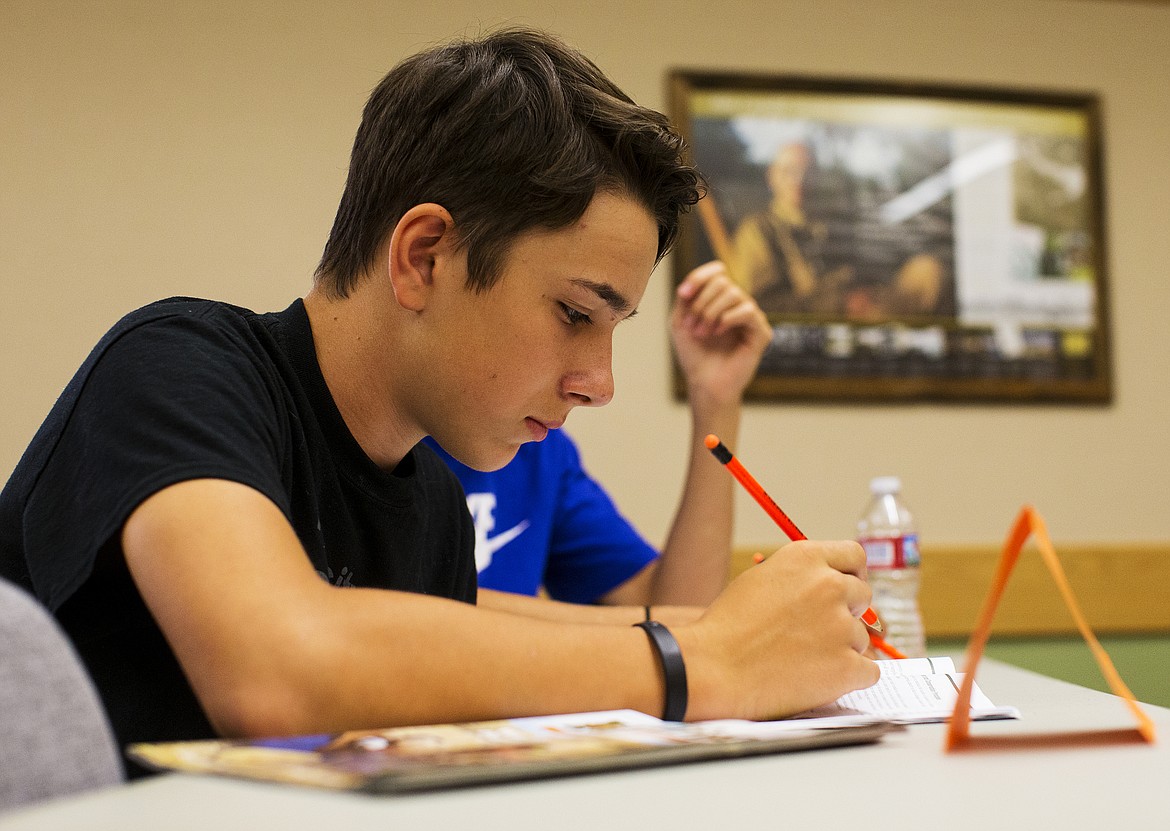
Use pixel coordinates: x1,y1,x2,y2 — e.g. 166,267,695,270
732,140,946,321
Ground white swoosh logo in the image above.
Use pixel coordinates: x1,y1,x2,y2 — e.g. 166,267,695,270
485,520,529,554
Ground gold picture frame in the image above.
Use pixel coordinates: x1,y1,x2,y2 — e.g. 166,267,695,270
669,71,1111,403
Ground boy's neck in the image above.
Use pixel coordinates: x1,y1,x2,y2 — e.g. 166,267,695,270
302,281,422,472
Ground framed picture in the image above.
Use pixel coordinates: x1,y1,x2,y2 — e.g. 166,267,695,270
668,71,1111,402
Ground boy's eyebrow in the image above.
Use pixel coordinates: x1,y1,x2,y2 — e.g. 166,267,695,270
570,278,638,318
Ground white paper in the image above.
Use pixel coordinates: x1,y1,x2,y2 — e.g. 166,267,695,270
789,657,1020,724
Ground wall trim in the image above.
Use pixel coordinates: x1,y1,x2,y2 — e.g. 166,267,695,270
731,543,1170,637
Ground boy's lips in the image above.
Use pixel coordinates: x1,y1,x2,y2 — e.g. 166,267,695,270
524,417,563,440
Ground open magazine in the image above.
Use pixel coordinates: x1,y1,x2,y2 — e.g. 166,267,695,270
128,656,1015,793
129,710,895,793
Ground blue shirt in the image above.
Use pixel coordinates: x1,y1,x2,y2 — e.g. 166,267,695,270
422,431,658,604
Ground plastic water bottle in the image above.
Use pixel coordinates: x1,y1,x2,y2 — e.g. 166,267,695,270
857,476,926,658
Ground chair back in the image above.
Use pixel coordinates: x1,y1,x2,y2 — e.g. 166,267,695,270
0,577,123,813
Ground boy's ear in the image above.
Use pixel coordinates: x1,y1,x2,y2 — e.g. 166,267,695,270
387,204,457,312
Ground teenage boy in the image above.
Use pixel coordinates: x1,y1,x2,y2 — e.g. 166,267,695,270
0,29,877,769
428,259,772,614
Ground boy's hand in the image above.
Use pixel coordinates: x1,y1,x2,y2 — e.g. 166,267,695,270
670,260,771,410
676,539,881,721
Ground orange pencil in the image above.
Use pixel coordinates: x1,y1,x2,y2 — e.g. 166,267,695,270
705,434,906,661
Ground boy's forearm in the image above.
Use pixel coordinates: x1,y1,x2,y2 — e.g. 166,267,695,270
124,478,877,738
299,588,673,732
655,260,770,607
478,587,641,624
647,397,742,606
482,587,703,628
124,479,677,736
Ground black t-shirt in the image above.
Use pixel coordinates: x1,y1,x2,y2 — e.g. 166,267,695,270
0,297,476,762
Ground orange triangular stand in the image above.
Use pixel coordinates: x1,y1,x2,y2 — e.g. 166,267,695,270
945,505,1156,750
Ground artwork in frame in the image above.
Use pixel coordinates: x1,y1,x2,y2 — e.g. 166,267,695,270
668,71,1112,403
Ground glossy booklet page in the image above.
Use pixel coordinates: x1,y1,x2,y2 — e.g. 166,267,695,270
129,709,895,793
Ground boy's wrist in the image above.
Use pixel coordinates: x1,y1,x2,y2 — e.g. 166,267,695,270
659,621,727,723
685,383,745,417
640,605,704,627
633,620,688,721
687,375,750,425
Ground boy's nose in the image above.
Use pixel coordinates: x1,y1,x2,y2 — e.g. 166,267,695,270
561,342,614,407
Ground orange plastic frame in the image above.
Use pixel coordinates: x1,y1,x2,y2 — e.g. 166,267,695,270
946,505,1156,750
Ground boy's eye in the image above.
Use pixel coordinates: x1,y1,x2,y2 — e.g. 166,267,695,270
558,302,593,326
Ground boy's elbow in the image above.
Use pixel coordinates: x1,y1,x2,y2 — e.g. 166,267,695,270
204,678,320,739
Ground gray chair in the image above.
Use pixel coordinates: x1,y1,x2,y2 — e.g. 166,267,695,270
0,577,123,814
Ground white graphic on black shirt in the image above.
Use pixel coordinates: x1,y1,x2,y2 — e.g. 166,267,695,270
317,566,354,587
465,492,529,573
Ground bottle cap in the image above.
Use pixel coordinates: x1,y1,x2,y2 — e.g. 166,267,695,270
869,475,901,495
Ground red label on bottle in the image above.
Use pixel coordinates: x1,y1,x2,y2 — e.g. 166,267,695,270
859,534,920,569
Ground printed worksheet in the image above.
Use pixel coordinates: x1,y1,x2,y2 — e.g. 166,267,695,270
791,656,1020,725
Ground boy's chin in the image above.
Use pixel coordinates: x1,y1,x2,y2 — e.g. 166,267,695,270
455,442,524,473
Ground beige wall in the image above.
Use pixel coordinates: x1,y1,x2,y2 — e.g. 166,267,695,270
3,0,1168,551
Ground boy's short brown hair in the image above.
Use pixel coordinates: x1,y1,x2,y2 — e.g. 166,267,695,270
315,28,702,296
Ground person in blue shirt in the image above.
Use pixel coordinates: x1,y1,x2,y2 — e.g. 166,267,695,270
428,259,772,619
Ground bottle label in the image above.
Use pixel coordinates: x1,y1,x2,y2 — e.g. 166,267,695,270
859,534,920,569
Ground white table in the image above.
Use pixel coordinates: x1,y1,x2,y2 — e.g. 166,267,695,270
4,660,1168,830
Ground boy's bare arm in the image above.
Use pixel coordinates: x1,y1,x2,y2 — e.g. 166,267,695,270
477,588,703,628
123,478,877,737
603,261,771,608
